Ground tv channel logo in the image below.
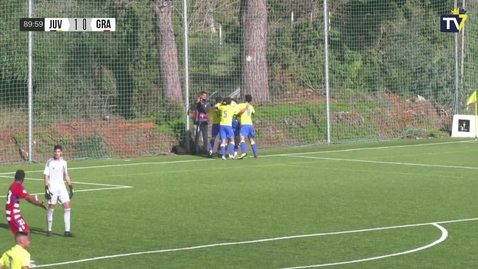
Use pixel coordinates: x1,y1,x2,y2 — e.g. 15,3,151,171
441,8,467,32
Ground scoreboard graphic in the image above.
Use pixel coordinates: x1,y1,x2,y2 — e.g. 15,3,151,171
20,18,116,32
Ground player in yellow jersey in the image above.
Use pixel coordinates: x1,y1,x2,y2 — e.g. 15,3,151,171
236,94,258,159
208,96,223,156
215,97,238,159
0,231,33,269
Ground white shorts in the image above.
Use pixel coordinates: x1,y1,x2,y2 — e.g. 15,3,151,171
48,187,70,205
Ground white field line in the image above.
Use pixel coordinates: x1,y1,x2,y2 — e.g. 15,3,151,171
0,159,214,175
0,175,131,188
283,155,478,170
270,140,473,157
0,186,133,198
280,223,448,269
35,217,478,268
0,140,471,176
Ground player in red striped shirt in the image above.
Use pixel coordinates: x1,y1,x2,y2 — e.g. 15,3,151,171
6,170,47,237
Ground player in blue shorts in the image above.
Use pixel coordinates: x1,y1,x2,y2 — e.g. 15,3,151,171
208,97,223,156
236,94,258,158
226,99,239,157
232,114,240,158
215,97,238,159
234,121,241,158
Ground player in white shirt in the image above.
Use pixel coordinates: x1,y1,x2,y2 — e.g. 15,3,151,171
44,145,75,237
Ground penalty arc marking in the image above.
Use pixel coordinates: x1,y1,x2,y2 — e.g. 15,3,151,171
34,218,476,268
280,223,448,269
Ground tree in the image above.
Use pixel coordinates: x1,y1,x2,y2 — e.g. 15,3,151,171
153,0,184,103
241,0,270,102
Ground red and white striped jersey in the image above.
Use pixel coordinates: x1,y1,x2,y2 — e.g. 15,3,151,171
5,182,29,222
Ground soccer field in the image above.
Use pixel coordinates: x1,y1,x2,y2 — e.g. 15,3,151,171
0,138,477,268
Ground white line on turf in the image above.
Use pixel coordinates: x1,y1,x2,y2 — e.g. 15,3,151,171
272,140,473,156
34,217,477,268
0,140,471,176
0,159,214,175
0,186,133,198
280,223,448,269
284,155,478,170
0,175,131,188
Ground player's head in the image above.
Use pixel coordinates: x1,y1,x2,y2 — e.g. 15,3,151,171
215,96,222,104
223,97,232,105
200,91,207,101
245,94,252,103
54,144,63,159
15,231,30,249
14,170,25,184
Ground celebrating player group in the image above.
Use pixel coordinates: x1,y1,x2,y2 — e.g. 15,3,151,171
209,94,258,160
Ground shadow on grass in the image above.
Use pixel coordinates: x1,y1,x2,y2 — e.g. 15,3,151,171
0,223,63,237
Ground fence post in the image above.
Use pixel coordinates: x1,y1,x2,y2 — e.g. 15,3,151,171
183,0,191,153
323,0,331,143
28,0,34,162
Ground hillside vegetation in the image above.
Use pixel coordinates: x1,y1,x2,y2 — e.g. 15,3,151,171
0,0,474,161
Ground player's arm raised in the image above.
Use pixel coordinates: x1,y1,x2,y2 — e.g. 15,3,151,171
236,104,249,115
24,195,47,210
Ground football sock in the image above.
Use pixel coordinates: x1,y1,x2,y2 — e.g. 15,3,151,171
209,139,215,152
234,142,239,153
229,142,235,156
221,144,226,157
64,208,71,232
251,142,258,156
47,209,54,231
241,141,247,153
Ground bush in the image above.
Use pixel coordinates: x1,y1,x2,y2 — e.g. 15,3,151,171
73,131,109,159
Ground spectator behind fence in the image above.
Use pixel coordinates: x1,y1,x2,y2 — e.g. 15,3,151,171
194,91,211,154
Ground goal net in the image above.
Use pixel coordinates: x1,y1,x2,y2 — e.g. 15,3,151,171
0,0,468,163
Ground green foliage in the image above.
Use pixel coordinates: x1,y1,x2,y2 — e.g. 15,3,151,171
0,0,468,158
0,0,28,106
151,99,186,141
60,136,71,147
161,120,187,141
36,145,51,154
2,0,462,117
12,134,27,148
399,128,450,139
73,131,109,159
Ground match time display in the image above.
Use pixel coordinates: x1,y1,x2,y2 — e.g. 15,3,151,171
20,18,116,32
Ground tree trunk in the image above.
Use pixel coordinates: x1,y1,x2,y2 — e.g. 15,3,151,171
153,0,184,104
241,0,270,103
205,0,217,33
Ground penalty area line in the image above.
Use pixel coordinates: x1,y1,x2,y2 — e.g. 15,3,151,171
0,186,133,198
0,140,471,176
35,217,478,268
0,175,132,188
282,155,478,170
0,159,214,175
